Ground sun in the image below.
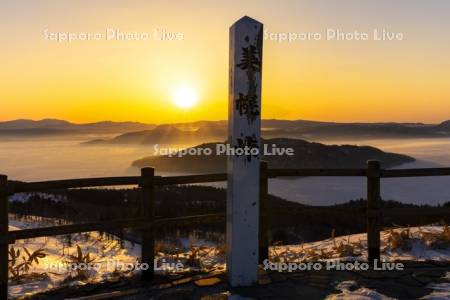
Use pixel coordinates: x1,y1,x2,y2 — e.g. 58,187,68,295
172,85,198,109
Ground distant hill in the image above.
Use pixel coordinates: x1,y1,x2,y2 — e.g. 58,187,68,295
82,124,221,145
0,119,74,129
0,119,155,135
437,120,450,131
2,118,450,139
83,119,450,145
132,138,415,173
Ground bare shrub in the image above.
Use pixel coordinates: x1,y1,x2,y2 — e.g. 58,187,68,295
8,246,48,283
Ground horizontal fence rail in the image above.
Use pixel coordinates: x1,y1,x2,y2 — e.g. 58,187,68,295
9,167,450,195
381,168,450,178
11,176,141,194
155,173,227,185
268,168,367,177
152,213,226,225
1,162,450,298
6,218,150,243
9,174,229,194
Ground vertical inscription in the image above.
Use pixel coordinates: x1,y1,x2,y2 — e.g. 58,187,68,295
227,16,263,287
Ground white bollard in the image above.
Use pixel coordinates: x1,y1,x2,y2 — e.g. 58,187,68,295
227,16,263,287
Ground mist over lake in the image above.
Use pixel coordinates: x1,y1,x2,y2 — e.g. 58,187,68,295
1,136,449,205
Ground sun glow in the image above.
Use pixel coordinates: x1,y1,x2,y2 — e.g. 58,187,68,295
172,85,198,109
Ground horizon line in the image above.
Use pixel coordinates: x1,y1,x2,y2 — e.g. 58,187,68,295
0,117,448,126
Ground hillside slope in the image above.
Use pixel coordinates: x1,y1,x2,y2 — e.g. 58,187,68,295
132,138,414,172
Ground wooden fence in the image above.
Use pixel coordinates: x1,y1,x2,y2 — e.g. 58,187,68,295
1,160,450,297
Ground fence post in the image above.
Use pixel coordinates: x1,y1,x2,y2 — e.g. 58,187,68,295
140,168,155,281
0,175,8,300
259,161,269,264
367,160,381,262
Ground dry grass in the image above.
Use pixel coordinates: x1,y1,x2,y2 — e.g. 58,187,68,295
419,224,450,249
186,244,219,269
215,244,226,256
154,240,226,271
8,246,48,283
270,229,364,262
63,245,96,283
154,240,183,256
331,234,362,258
332,241,359,258
385,227,413,251
305,248,334,260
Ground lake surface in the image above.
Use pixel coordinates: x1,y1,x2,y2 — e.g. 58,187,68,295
1,136,449,205
268,138,450,205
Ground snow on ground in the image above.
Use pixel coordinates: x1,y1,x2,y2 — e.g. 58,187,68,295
421,272,450,300
325,273,450,300
325,281,395,300
6,218,450,299
8,222,140,298
272,226,450,262
7,217,224,298
294,227,450,300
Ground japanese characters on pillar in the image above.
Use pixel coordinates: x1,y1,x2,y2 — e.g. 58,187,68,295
227,16,263,287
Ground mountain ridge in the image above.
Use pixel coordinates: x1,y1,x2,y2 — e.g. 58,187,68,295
0,119,156,135
1,118,449,139
83,119,450,145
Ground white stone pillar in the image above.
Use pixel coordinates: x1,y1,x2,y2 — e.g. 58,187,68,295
227,16,263,287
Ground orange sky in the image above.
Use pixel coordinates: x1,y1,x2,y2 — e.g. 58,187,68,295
1,0,449,124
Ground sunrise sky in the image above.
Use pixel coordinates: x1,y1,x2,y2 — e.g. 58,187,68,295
1,0,450,124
